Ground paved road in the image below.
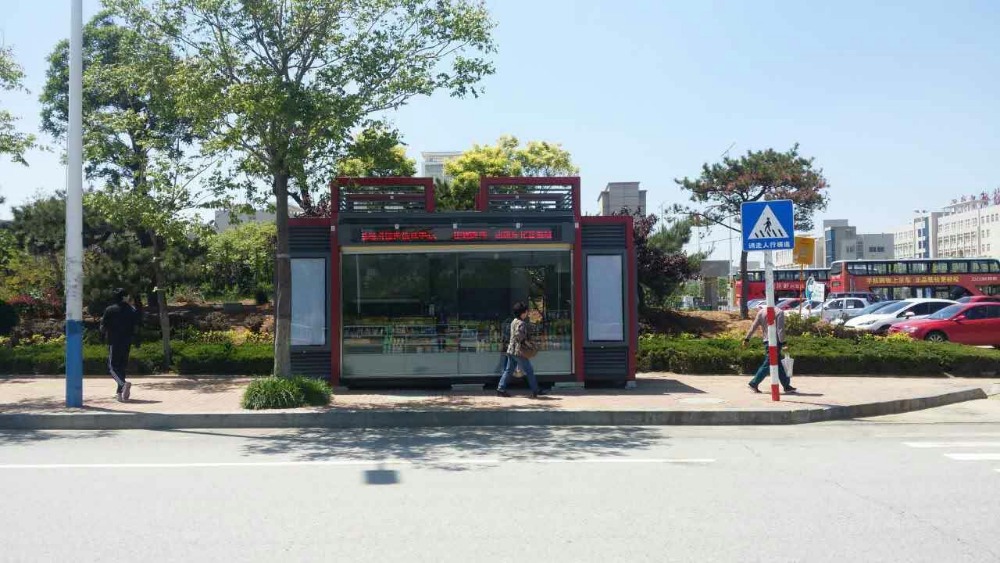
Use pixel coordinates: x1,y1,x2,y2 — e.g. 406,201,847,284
1,398,999,562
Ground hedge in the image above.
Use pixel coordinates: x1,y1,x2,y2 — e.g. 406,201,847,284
0,342,272,376
638,335,1000,377
3,337,997,377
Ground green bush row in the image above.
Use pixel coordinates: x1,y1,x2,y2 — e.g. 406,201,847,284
0,342,273,376
637,335,1000,376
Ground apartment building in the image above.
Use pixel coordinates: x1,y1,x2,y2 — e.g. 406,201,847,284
597,182,647,216
420,151,462,182
894,190,1000,259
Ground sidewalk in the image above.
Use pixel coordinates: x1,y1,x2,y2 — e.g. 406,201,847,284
2,374,997,428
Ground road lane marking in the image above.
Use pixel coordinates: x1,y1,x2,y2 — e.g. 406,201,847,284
943,454,1000,461
0,458,714,470
905,442,1000,448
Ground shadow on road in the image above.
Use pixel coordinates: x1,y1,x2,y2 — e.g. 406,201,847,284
0,429,118,446
220,426,667,471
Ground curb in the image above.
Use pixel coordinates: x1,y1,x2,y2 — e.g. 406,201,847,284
0,388,989,430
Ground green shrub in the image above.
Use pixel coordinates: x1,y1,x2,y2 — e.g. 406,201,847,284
171,343,273,375
0,300,18,336
293,376,333,407
637,334,1000,376
241,376,305,410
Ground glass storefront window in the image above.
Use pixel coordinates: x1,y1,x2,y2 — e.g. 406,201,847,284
341,250,573,378
291,258,328,346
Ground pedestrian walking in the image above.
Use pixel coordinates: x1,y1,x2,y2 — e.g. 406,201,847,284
743,303,797,393
100,288,139,402
497,301,546,398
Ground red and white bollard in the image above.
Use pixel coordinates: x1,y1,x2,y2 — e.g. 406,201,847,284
764,251,780,402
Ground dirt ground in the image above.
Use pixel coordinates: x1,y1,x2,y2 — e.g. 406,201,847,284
643,309,753,337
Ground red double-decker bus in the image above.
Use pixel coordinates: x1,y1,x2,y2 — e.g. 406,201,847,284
733,268,830,307
829,258,1000,301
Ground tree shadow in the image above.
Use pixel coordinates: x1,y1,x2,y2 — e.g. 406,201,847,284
0,429,118,446
142,378,246,395
221,425,667,472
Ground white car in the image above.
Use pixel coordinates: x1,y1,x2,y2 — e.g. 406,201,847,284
844,298,956,334
817,297,871,322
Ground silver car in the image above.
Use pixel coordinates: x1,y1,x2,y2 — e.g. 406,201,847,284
817,297,871,322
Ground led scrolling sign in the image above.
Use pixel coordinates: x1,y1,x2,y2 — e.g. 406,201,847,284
359,227,557,243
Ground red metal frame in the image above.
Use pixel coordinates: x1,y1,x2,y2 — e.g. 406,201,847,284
290,176,639,385
334,177,435,214
477,176,581,213
580,215,638,381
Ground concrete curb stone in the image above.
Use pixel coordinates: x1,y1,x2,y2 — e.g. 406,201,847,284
0,388,988,430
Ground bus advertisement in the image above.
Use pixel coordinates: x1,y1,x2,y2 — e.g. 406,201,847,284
829,259,1000,301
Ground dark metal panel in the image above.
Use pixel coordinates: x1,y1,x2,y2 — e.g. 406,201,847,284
583,346,629,378
581,224,627,248
291,349,332,379
290,226,331,254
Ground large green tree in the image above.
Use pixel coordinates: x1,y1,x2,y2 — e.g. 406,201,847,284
674,144,828,318
1,45,40,203
40,12,205,366
439,135,578,210
338,124,416,178
111,0,497,376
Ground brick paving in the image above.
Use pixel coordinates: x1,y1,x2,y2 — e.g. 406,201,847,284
1,374,996,415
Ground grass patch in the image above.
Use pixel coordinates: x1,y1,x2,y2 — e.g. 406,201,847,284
240,376,332,410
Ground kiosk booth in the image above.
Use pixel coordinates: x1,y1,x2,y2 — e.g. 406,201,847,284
287,176,637,387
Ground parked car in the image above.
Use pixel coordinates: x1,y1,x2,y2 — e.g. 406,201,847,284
844,298,955,334
787,300,823,317
829,292,881,303
830,300,900,325
777,298,805,310
889,302,1000,347
956,295,1000,304
817,297,871,322
746,299,766,310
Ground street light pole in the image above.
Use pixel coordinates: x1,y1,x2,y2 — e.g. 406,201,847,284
65,0,84,407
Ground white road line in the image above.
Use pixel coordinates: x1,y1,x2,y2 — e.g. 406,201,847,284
0,458,714,470
904,442,1000,448
534,458,715,464
943,454,1000,461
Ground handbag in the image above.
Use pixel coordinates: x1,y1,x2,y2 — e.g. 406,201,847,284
520,339,538,359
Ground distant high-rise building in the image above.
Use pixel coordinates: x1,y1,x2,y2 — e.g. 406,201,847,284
597,181,647,215
824,220,894,266
894,193,1000,259
421,151,462,182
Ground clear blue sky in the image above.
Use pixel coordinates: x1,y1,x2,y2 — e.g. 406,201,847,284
2,0,999,262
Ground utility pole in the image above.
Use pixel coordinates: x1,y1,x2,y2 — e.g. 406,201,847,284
65,0,84,407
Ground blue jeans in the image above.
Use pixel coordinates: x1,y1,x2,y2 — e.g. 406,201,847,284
498,354,540,393
749,342,791,388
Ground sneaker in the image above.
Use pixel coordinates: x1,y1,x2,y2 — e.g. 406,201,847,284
122,382,132,401
115,392,124,402
496,390,511,398
748,383,761,394
783,386,798,393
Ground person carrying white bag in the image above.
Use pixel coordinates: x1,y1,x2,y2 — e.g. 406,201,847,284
742,304,799,394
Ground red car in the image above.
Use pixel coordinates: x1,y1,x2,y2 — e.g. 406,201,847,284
889,302,1000,347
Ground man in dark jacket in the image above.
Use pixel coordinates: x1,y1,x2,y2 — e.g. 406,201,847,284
100,288,138,402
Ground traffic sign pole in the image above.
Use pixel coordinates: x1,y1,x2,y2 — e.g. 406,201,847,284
764,251,780,402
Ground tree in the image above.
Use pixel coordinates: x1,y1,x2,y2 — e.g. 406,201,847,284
338,124,416,178
618,210,700,315
1,45,40,201
110,0,497,377
674,145,829,318
40,12,206,367
440,135,578,210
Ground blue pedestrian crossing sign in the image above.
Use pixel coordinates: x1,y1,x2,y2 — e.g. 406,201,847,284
741,200,795,252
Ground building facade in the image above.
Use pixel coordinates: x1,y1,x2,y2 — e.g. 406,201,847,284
420,151,462,182
893,191,1000,260
597,182,646,216
823,220,894,266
